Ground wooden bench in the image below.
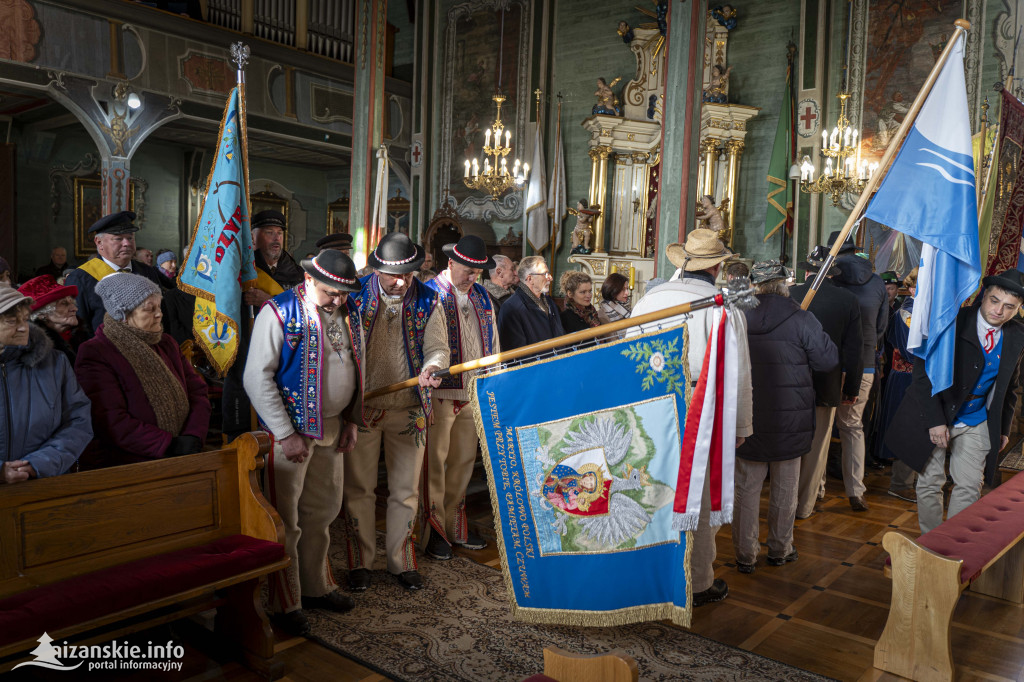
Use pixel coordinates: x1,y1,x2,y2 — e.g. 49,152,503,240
874,469,1024,681
523,647,639,682
0,432,289,678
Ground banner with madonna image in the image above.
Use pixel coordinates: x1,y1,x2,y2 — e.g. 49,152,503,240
471,323,693,627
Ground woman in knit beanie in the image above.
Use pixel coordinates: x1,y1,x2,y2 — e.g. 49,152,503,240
74,273,211,468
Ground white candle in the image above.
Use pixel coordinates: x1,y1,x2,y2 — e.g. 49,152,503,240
505,130,511,146
822,131,828,148
464,160,470,178
844,128,851,147
484,128,490,145
825,158,833,176
523,163,530,177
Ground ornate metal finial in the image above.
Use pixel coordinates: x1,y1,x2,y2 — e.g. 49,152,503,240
230,42,251,84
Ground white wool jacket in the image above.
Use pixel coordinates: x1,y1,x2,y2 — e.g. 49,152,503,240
629,273,753,438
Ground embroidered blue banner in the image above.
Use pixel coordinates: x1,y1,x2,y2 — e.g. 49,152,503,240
472,324,692,627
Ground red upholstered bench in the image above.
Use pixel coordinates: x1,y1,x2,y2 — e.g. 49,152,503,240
0,433,289,678
874,469,1024,681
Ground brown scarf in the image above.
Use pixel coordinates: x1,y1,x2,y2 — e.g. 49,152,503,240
102,314,189,436
566,300,601,328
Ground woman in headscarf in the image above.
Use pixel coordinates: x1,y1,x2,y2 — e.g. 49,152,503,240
75,273,210,468
0,287,92,482
559,270,607,333
19,275,80,364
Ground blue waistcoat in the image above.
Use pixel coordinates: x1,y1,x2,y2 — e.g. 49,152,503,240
955,333,1002,427
259,283,362,439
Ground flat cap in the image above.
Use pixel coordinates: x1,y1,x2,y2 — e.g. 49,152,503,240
89,211,139,235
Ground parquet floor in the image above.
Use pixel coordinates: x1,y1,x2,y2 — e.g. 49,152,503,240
40,464,1024,682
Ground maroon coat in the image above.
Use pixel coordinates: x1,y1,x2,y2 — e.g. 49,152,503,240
74,324,211,467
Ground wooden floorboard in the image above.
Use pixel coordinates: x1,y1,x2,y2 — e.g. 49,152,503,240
55,464,1024,681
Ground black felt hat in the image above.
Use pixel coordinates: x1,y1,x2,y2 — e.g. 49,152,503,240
252,210,286,230
798,245,841,277
301,250,362,293
316,232,354,251
89,211,139,235
442,235,495,270
983,270,1024,301
366,232,424,274
825,230,857,255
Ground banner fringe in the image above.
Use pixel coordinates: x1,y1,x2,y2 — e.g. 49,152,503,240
672,512,700,531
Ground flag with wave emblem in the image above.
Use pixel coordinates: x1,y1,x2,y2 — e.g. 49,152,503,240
178,85,257,375
471,324,693,627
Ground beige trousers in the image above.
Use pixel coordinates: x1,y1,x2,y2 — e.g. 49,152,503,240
916,423,990,534
421,397,478,546
690,466,719,594
836,373,875,498
342,407,426,574
265,418,345,614
797,406,837,518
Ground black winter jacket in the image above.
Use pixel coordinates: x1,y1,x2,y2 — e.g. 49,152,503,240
832,255,889,370
737,294,839,462
789,278,864,405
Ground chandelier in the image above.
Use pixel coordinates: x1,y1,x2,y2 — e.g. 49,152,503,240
799,92,879,207
464,94,529,199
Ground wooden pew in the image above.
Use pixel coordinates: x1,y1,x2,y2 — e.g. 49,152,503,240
874,470,1024,681
522,647,639,682
0,432,289,678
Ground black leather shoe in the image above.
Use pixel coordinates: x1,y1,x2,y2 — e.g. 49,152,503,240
393,570,425,591
302,591,355,613
693,578,728,607
348,568,371,592
737,562,755,574
426,532,453,560
849,496,869,512
453,531,487,550
766,549,799,566
272,609,310,637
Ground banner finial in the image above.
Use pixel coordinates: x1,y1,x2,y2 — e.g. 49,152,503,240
230,42,251,84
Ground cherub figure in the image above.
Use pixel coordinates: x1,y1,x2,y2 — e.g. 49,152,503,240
695,195,732,245
617,20,634,44
568,199,601,254
702,64,732,103
593,77,622,116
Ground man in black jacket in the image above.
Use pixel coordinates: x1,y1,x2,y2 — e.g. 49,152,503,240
790,246,863,519
496,256,564,351
827,232,888,511
886,270,1024,533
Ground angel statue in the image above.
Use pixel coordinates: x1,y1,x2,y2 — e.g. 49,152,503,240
568,199,601,254
702,64,732,103
593,77,622,116
695,195,732,246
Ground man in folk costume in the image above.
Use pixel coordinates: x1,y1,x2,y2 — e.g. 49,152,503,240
65,211,166,339
629,228,753,607
343,232,449,592
243,250,365,637
887,270,1024,534
223,209,306,440
421,235,499,561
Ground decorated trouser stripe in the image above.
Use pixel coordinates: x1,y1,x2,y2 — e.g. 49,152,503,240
343,406,427,574
421,397,479,547
265,418,345,613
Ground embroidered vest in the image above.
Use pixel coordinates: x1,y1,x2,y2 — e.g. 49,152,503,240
426,274,495,390
355,273,438,414
955,333,1002,427
259,283,362,438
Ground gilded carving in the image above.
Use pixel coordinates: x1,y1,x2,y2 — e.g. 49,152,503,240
0,0,41,63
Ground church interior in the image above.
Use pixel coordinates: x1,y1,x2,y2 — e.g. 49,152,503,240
2,1,1024,681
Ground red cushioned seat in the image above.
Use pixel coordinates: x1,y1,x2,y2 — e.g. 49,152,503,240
0,534,285,647
914,473,1024,584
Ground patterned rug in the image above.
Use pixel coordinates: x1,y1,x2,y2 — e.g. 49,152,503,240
306,524,834,682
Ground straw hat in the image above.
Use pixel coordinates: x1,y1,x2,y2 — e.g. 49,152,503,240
666,228,737,271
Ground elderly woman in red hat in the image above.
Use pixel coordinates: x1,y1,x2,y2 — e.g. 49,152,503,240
19,275,80,364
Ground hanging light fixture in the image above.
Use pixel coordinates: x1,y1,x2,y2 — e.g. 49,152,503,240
464,94,529,199
799,92,879,207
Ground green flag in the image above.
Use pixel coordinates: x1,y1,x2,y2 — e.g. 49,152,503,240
765,64,794,242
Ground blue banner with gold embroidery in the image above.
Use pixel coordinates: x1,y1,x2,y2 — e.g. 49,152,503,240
178,85,257,375
471,324,692,627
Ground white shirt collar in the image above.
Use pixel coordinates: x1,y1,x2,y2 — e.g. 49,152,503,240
977,309,1001,349
101,256,131,273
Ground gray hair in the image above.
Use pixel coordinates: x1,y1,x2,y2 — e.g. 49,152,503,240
754,279,790,297
490,254,512,279
518,255,546,282
29,301,59,323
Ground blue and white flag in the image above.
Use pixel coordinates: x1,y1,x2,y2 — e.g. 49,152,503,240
178,86,257,375
471,324,693,627
864,35,980,394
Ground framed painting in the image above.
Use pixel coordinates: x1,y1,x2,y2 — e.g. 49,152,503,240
74,176,136,259
250,189,289,227
327,197,350,235
440,0,532,222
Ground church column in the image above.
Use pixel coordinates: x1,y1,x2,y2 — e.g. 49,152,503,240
593,146,612,253
699,137,719,198
655,0,708,276
349,0,388,267
722,139,744,241
101,157,132,214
